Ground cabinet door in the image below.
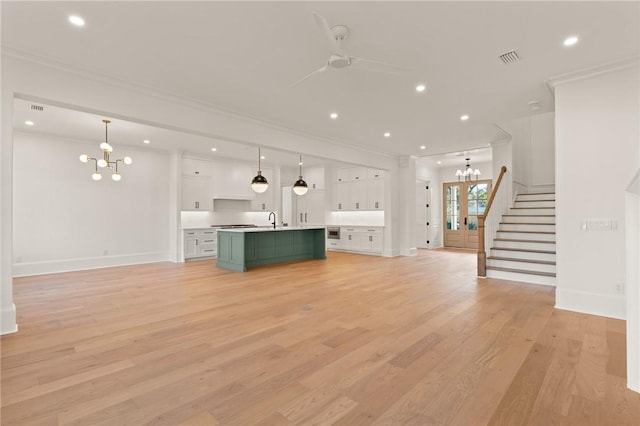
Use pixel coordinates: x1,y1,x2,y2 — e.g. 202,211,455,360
181,177,211,211
299,191,325,225
211,160,256,200
184,238,198,258
305,167,325,191
351,180,367,210
367,178,384,210
183,158,212,177
333,182,349,211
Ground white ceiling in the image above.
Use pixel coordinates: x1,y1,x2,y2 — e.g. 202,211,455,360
3,1,639,165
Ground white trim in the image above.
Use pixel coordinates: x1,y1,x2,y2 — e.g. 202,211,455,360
12,252,171,277
546,57,640,92
0,303,18,335
401,248,418,256
555,288,626,320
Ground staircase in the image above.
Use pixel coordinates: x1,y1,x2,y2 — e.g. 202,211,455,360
486,192,556,286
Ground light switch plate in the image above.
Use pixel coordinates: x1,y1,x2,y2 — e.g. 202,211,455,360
582,219,618,231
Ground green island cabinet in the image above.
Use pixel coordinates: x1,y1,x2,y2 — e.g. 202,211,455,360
216,227,326,272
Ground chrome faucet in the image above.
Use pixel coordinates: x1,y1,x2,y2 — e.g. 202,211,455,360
268,211,276,229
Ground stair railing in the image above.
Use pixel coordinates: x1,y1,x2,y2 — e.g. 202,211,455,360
478,166,510,277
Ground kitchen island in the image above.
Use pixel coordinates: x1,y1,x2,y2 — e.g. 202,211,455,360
216,227,326,272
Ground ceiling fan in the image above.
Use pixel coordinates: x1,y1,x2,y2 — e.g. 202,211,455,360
292,12,410,87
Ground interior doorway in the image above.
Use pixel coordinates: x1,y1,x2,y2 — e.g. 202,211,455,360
443,180,492,249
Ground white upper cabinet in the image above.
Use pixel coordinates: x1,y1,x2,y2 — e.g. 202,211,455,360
182,157,212,177
181,176,212,211
332,167,386,211
303,166,325,191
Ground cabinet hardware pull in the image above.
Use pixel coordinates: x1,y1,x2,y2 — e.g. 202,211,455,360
313,183,316,189
300,213,303,222
195,171,199,175
375,201,379,209
356,202,359,209
304,213,307,222
338,203,342,210
369,236,372,242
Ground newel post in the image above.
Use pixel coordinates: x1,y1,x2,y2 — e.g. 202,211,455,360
478,216,486,277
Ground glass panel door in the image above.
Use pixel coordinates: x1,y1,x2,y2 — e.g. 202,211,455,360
443,180,492,249
443,182,464,247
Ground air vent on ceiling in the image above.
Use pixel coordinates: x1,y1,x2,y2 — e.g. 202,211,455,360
30,104,44,112
499,50,520,64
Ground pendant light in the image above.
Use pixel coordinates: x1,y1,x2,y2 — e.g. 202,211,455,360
455,158,481,182
293,154,308,195
251,148,269,193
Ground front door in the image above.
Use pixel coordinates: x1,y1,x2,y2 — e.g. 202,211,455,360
443,180,492,249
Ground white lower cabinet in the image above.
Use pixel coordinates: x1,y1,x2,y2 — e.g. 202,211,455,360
328,226,383,255
183,229,218,260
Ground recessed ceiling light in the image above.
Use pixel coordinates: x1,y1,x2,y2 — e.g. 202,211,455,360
437,161,442,165
383,132,391,138
420,145,426,150
415,83,426,93
460,114,469,121
563,36,578,47
330,112,338,120
25,120,34,126
211,147,217,152
143,139,150,144
260,155,265,160
68,15,85,27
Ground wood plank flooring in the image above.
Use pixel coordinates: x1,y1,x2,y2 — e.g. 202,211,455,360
2,250,638,425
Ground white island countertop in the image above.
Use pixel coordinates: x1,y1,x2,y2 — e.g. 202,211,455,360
218,226,326,233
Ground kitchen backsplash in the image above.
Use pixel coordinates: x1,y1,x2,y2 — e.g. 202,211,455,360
181,211,276,228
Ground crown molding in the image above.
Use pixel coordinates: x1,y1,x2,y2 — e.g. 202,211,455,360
2,47,396,160
546,56,640,94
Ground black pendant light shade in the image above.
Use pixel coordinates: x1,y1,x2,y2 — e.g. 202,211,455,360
293,154,308,195
251,148,269,193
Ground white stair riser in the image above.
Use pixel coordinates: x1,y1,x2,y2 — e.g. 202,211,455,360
494,240,556,250
509,208,555,215
487,259,556,273
490,249,556,262
486,269,556,286
496,231,556,241
503,215,555,224
516,193,555,201
499,223,556,232
514,200,555,208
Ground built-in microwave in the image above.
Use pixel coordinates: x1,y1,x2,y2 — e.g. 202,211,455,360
327,227,341,239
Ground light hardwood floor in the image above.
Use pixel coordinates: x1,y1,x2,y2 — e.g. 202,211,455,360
2,250,638,425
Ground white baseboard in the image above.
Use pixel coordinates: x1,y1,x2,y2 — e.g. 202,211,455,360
555,287,626,320
12,252,171,277
1,303,18,335
401,248,418,256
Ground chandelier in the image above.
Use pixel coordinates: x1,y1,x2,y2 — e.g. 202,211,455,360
251,147,269,193
455,158,481,182
79,119,132,181
293,154,308,195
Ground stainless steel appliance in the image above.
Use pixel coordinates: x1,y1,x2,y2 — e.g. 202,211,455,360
327,226,341,239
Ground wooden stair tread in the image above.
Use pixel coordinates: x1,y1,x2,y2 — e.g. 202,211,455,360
517,192,556,195
490,247,556,254
487,256,556,265
503,214,555,217
486,266,556,277
494,238,555,243
514,199,556,202
497,230,555,234
500,222,555,225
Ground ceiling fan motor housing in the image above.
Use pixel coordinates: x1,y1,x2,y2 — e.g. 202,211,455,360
329,54,350,68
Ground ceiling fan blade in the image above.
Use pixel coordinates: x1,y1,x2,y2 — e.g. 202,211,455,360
312,11,340,53
291,64,329,87
350,56,411,74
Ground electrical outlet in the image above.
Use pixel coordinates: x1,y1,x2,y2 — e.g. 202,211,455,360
615,283,625,294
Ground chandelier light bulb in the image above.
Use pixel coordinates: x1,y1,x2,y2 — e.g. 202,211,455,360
112,173,122,181
123,156,133,165
79,154,89,163
97,159,108,168
92,172,102,181
100,142,109,151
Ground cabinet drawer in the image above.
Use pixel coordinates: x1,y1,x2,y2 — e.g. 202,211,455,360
184,230,198,237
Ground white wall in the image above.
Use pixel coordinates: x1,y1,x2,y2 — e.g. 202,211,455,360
499,112,555,193
553,64,639,320
12,132,171,276
626,171,640,392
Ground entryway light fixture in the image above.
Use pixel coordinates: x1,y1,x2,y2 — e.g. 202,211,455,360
456,158,480,182
251,147,269,193
79,119,132,181
293,155,308,195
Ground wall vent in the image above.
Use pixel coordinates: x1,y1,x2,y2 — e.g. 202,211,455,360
30,105,44,112
499,50,520,64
